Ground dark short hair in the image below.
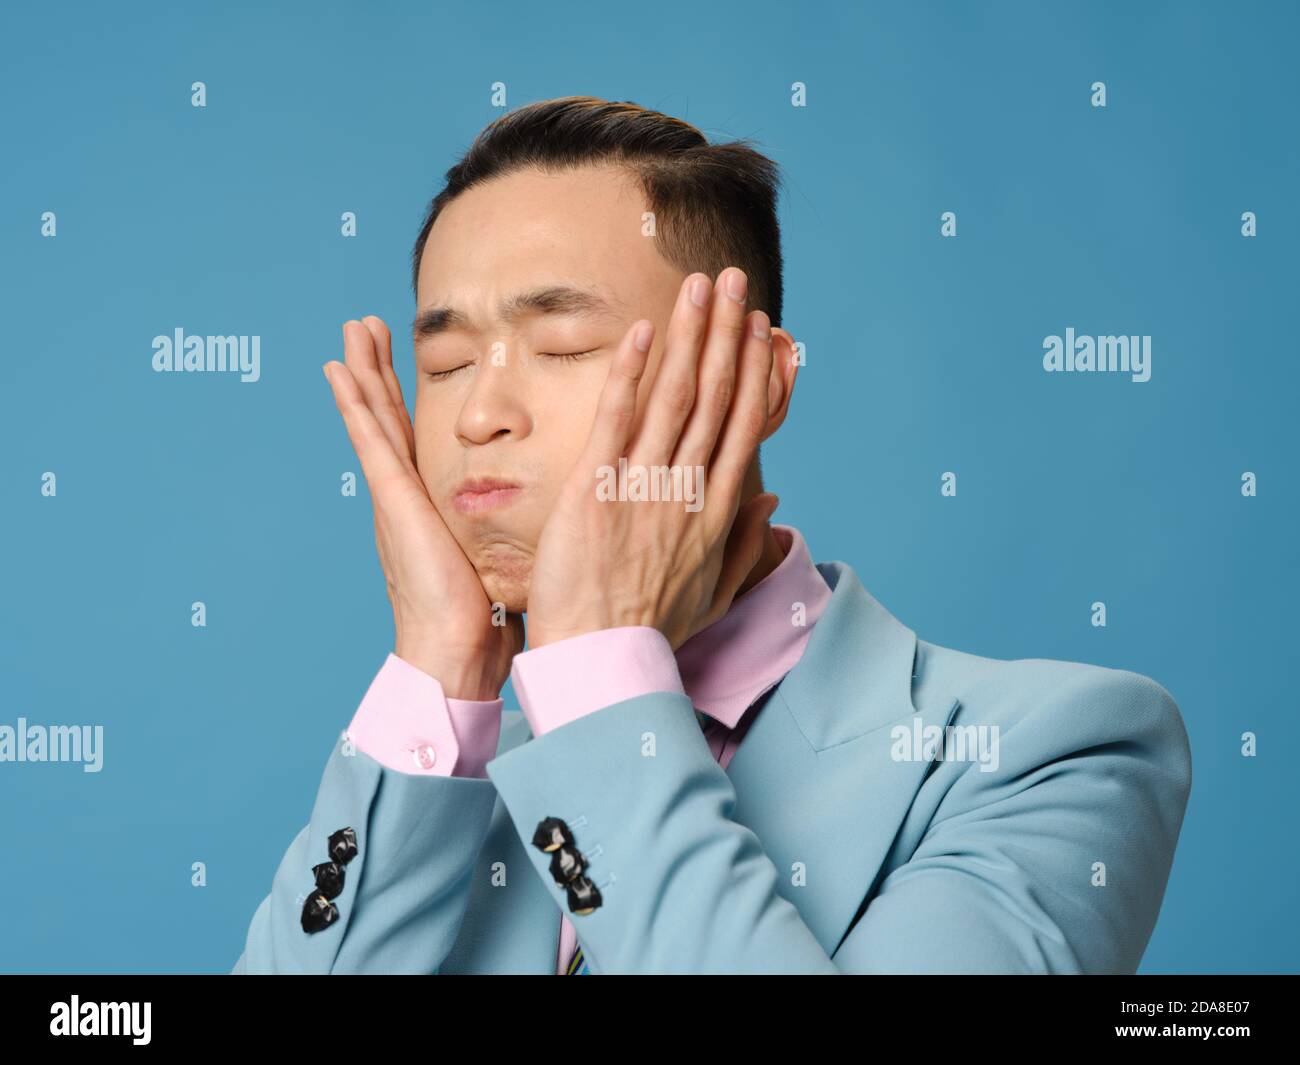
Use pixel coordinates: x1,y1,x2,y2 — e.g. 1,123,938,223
410,96,785,327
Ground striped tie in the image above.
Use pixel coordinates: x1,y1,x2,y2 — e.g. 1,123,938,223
566,943,590,975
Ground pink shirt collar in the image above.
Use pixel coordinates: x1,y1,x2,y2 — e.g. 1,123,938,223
674,523,833,728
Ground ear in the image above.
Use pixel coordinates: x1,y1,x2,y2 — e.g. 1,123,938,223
761,326,800,442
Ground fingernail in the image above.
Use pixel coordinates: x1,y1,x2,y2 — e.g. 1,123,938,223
633,321,654,352
751,310,770,340
725,269,747,303
322,362,332,380
689,276,711,307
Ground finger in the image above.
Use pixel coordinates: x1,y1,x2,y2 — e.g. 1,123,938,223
707,307,773,508
671,268,751,468
702,493,779,629
342,320,417,474
361,315,416,457
631,272,713,463
323,360,416,499
346,318,416,468
580,317,655,465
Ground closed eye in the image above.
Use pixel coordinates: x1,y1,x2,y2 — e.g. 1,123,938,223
424,350,597,381
424,363,471,381
541,350,597,363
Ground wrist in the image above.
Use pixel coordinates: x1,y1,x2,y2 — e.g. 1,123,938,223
527,625,604,650
527,621,665,652
393,637,506,700
528,609,658,650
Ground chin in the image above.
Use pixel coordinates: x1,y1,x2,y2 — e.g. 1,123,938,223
480,573,529,616
470,550,532,615
452,528,537,616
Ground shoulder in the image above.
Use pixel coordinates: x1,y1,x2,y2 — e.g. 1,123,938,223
916,639,1191,788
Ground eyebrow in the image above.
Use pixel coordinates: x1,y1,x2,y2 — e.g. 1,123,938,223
413,285,621,340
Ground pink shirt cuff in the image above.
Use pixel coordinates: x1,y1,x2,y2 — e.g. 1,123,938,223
511,626,685,737
345,653,503,778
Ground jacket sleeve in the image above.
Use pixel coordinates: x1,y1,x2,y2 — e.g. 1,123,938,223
485,688,841,973
483,669,1192,974
230,657,502,974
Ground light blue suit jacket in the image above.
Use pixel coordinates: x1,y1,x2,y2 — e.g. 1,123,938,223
231,560,1191,974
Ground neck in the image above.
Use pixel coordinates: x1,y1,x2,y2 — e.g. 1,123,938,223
736,523,785,597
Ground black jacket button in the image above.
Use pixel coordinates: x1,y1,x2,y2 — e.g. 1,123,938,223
312,860,346,900
548,844,585,885
532,816,572,852
328,827,358,865
301,892,339,933
565,875,603,915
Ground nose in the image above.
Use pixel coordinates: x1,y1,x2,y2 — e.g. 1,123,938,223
453,351,532,446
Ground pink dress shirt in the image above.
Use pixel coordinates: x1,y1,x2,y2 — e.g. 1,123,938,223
343,523,833,974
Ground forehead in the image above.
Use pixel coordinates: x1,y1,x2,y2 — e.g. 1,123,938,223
416,164,682,320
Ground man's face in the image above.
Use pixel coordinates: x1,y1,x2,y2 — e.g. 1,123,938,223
411,164,691,612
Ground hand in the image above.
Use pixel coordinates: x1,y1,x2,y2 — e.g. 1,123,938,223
527,268,778,652
323,317,523,698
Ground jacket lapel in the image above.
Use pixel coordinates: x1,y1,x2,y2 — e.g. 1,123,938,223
725,561,960,956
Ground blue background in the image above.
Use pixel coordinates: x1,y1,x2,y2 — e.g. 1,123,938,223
1,0,1295,974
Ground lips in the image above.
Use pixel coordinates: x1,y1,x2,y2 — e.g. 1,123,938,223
451,477,524,515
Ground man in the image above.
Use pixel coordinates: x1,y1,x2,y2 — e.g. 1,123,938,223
231,96,1191,975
